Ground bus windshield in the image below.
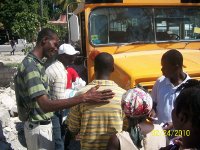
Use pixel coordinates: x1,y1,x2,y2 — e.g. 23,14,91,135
89,7,200,45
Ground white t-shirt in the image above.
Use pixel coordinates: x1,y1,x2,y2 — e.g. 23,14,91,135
116,124,167,150
151,74,190,124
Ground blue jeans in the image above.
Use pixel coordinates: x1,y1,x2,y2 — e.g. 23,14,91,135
52,114,64,150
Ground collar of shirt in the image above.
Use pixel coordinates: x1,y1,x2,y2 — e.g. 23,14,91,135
165,77,172,85
56,60,65,68
28,52,44,65
165,73,190,92
89,80,117,86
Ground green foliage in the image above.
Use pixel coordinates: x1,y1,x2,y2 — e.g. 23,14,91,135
0,0,27,30
4,63,19,68
21,45,34,55
44,23,67,43
1,0,69,47
12,12,42,42
0,22,4,30
12,11,46,54
0,0,49,36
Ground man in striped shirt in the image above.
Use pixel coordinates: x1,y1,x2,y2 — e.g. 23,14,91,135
45,52,67,150
45,43,81,150
67,52,126,150
15,28,115,150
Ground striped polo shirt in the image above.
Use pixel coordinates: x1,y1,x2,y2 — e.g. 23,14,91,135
67,80,126,150
16,52,53,122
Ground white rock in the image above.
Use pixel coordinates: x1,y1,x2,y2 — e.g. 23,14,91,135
4,127,12,132
0,107,10,127
0,93,16,110
10,106,18,117
4,87,16,98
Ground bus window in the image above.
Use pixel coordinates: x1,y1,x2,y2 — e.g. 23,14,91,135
90,14,108,44
89,7,200,46
89,7,154,45
155,7,200,41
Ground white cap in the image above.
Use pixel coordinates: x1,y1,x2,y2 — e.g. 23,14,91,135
58,44,80,55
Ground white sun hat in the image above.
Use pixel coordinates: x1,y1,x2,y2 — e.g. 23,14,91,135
58,44,80,55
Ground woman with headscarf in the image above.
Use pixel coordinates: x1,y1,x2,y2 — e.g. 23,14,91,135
107,87,168,150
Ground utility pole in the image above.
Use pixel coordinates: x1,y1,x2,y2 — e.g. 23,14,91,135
40,0,43,18
39,0,43,30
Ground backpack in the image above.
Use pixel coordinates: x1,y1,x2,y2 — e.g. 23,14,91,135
14,74,31,121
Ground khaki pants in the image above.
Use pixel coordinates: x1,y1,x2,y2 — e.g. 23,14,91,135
24,121,55,150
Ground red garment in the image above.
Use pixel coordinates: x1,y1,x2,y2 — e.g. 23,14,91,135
66,67,79,89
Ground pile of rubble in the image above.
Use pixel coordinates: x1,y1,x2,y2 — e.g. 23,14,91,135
0,62,17,88
0,52,27,149
0,86,27,150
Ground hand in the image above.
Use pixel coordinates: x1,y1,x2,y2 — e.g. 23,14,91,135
82,85,115,103
159,137,182,150
162,122,173,130
148,109,157,122
172,136,183,146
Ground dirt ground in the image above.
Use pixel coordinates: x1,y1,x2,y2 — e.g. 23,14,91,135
0,51,25,88
0,51,25,65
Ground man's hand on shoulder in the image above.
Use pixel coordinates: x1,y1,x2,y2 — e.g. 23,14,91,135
82,85,115,103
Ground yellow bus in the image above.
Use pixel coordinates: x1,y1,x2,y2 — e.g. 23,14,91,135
67,0,200,90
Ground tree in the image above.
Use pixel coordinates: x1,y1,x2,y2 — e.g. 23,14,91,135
12,12,44,42
0,1,30,32
0,23,4,30
0,0,69,47
0,0,49,37
45,23,67,43
12,12,47,54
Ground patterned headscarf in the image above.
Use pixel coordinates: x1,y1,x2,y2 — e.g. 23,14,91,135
122,87,153,118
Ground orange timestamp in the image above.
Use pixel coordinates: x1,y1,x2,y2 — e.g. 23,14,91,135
151,130,190,137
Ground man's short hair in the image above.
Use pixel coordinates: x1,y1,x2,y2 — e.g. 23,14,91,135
94,52,114,73
175,79,200,128
162,49,183,67
36,28,57,44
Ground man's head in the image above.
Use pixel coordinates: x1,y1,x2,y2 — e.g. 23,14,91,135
161,49,183,78
94,52,114,78
57,44,80,67
36,28,59,59
172,79,200,148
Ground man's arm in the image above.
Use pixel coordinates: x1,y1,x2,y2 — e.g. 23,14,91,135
151,80,158,104
36,85,114,113
149,80,158,119
24,62,114,113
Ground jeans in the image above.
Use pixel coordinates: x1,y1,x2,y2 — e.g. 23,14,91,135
52,114,64,150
